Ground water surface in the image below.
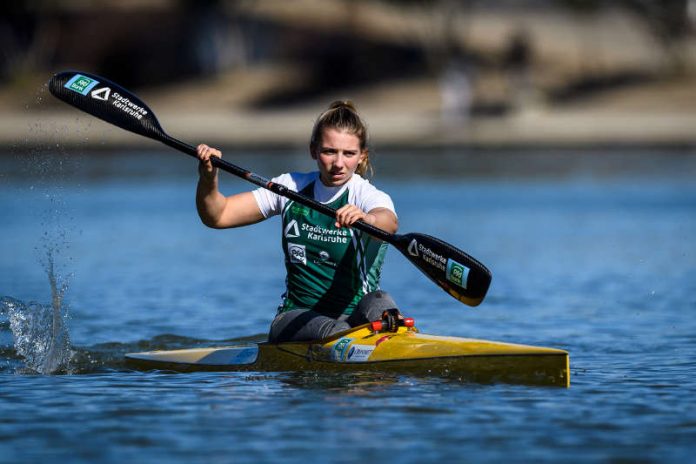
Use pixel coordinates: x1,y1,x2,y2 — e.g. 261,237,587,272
1,149,695,463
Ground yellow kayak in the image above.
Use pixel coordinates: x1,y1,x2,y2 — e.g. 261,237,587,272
125,320,570,387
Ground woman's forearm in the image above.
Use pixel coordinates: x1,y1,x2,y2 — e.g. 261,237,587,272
196,176,227,227
366,207,399,234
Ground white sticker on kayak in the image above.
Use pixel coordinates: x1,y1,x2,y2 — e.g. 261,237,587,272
345,345,375,363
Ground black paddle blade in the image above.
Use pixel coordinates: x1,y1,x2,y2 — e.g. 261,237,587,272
48,71,165,141
393,233,492,306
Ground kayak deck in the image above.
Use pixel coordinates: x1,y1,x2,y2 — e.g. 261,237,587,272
126,324,570,387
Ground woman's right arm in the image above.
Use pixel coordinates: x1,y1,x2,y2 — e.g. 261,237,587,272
196,144,266,229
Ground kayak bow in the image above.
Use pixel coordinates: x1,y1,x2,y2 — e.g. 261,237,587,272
126,322,570,387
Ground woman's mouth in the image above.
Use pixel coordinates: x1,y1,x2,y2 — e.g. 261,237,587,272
323,170,348,185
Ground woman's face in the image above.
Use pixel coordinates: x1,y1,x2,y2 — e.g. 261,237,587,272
313,128,366,187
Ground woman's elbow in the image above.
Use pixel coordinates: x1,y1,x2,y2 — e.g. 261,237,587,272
387,217,399,234
198,212,226,229
379,213,399,234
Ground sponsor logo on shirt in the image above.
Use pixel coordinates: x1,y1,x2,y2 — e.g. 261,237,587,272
290,204,311,216
302,223,349,244
287,243,306,265
284,219,300,238
313,250,337,268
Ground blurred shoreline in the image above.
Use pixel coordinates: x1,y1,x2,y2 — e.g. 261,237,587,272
4,76,696,153
3,1,696,152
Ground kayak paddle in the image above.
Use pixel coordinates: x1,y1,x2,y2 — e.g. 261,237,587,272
48,70,492,306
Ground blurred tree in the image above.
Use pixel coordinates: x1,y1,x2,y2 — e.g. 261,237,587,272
0,2,44,82
622,0,692,73
560,0,692,74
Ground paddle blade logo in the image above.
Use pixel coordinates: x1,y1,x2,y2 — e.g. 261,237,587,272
407,239,419,257
64,74,99,96
90,87,111,101
446,259,470,289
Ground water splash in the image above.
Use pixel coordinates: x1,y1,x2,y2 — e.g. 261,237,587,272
0,249,73,374
0,88,79,374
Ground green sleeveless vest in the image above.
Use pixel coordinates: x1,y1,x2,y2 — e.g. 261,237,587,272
279,181,389,317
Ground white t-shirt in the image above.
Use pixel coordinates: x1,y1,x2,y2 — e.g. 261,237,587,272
252,172,396,218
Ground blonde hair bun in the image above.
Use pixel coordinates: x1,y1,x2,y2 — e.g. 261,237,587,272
328,100,357,111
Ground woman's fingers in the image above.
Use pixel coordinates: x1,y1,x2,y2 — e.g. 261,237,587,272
197,144,222,177
196,144,222,161
335,205,367,228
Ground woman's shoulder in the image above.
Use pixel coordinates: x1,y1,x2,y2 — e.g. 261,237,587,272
349,174,388,194
348,174,395,212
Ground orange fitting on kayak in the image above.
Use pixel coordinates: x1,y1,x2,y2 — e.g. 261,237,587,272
404,318,415,328
371,321,383,332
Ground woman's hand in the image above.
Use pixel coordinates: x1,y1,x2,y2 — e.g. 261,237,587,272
196,144,222,180
335,205,398,234
335,204,369,228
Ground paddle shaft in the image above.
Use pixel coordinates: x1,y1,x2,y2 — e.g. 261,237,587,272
161,134,392,242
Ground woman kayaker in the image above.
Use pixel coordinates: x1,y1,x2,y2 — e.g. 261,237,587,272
195,100,400,342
